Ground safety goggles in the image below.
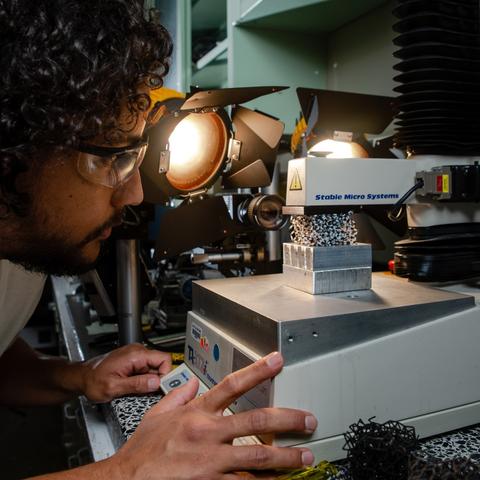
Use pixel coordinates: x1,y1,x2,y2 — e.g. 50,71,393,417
76,139,148,188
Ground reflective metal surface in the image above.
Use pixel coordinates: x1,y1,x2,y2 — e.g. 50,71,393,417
282,243,372,294
192,272,474,364
51,276,117,461
282,264,371,294
283,243,371,270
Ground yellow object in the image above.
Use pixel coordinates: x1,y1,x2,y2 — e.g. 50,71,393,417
276,461,339,480
146,87,185,125
148,87,185,111
442,174,449,193
291,116,308,154
171,352,184,365
289,169,303,191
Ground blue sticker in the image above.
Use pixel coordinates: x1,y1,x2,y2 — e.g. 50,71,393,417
213,344,220,362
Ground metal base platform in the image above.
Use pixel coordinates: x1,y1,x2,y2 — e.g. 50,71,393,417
186,272,480,460
191,272,473,363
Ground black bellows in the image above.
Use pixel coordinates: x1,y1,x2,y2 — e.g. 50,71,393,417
393,1,480,282
393,0,480,156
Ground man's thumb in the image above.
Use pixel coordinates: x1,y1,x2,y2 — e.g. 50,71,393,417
151,377,199,414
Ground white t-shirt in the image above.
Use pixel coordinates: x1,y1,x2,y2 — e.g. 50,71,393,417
0,260,46,356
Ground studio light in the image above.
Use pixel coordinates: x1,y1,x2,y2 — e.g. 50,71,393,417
296,87,394,159
141,86,287,204
140,86,288,259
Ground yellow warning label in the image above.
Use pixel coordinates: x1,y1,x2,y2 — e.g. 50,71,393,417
289,169,303,191
442,174,449,193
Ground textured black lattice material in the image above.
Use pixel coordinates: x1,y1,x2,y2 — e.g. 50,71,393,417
343,418,419,480
392,0,480,155
409,454,480,479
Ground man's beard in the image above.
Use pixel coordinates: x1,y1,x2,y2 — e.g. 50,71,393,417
7,210,124,276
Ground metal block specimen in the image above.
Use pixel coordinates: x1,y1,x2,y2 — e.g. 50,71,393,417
283,264,372,294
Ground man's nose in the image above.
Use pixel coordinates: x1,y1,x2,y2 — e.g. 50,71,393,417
111,169,144,208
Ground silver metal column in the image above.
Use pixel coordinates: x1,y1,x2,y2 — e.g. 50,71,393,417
116,239,143,345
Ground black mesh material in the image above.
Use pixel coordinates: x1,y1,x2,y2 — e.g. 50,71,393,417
409,454,480,479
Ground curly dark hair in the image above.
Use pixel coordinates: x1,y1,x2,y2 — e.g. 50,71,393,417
0,0,172,215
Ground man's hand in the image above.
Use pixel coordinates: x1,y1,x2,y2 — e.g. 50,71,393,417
80,343,172,402
107,351,317,480
0,339,171,406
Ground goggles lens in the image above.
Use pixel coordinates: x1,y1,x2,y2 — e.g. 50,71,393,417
76,141,148,188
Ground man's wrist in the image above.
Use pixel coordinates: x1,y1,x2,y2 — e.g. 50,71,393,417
102,453,130,480
96,456,125,480
48,358,89,397
69,360,89,396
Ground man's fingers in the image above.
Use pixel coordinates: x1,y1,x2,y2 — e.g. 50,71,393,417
111,373,162,397
145,349,172,375
198,352,283,413
220,408,317,441
221,445,314,472
130,348,172,376
149,377,199,415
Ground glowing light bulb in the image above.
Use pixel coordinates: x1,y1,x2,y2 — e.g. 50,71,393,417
308,139,369,158
168,116,202,171
166,112,228,192
309,139,354,158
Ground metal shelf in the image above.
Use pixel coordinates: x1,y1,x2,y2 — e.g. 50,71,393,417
236,0,389,34
196,38,228,70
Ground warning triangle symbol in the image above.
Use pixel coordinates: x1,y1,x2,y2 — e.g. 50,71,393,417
289,169,302,191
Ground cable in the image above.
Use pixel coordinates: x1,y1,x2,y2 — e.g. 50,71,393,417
388,179,424,222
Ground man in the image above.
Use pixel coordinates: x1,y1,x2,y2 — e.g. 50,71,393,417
0,0,318,478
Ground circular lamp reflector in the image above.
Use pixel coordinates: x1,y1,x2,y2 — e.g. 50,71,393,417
166,112,228,192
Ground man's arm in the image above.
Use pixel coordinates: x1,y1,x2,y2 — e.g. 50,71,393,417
0,338,171,406
27,352,318,480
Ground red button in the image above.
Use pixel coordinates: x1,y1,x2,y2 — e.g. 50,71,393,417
436,175,443,192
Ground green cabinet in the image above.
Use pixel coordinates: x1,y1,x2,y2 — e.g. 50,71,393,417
162,0,393,133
